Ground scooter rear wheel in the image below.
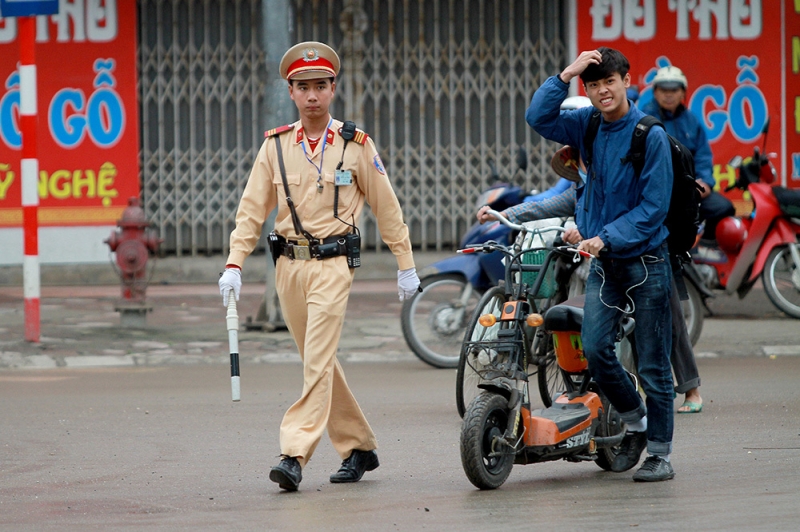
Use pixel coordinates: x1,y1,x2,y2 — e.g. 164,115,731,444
401,274,482,368
762,245,800,319
534,331,566,407
460,392,516,490
593,391,624,471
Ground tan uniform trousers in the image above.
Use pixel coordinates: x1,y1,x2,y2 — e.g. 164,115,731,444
275,254,377,467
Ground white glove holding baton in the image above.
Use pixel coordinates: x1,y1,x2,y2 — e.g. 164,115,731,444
219,267,242,306
397,267,421,301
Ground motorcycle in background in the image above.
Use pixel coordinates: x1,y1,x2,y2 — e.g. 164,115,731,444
402,97,596,369
677,260,714,346
400,149,529,368
692,120,800,318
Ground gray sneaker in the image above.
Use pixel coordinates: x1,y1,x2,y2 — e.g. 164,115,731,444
632,456,675,482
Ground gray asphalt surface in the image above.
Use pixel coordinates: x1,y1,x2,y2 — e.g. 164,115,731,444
2,358,799,531
1,258,799,530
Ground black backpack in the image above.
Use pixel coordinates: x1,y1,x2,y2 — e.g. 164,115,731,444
583,112,702,257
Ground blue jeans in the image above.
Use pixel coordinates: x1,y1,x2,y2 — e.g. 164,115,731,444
582,244,674,457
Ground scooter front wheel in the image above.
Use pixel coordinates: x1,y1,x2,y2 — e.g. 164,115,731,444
762,245,800,319
401,274,482,368
460,392,515,490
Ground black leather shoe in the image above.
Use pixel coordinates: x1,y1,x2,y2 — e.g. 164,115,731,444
611,431,647,472
330,449,379,483
269,456,302,491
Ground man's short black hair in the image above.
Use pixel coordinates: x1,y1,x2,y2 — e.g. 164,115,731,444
580,47,630,84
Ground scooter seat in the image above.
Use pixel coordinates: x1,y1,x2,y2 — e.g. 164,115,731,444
544,295,585,332
773,187,800,217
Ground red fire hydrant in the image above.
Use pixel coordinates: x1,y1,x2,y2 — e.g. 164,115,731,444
105,197,162,326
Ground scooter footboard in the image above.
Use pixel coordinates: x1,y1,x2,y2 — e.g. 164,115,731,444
523,392,602,447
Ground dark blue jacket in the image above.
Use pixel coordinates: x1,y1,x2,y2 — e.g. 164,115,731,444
525,76,672,258
640,99,714,187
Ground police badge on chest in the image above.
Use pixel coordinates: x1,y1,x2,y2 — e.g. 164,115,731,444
335,169,353,186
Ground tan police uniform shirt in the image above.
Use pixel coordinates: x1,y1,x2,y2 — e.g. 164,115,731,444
227,118,414,271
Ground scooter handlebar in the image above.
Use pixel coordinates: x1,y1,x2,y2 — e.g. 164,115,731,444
485,209,567,237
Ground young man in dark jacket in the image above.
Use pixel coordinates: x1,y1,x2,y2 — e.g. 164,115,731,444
526,47,675,481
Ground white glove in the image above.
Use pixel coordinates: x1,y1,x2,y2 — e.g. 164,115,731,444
397,267,420,301
219,267,242,307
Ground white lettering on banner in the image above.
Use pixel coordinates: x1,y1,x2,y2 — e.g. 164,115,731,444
0,17,16,44
50,0,87,42
590,0,657,41
729,0,761,39
0,0,118,43
591,0,622,40
671,0,762,41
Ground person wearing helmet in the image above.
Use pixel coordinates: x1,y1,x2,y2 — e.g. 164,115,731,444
641,66,735,251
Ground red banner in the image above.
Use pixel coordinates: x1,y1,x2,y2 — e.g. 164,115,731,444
0,0,139,227
575,0,799,213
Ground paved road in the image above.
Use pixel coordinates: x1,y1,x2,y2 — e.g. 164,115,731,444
2,357,799,531
1,278,799,530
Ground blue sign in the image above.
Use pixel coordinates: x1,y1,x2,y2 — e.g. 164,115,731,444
0,0,59,17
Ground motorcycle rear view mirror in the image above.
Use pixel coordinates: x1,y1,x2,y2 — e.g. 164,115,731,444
728,155,743,169
761,117,771,135
488,160,500,181
516,147,528,171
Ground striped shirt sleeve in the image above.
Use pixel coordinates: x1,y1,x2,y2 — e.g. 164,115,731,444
503,186,577,224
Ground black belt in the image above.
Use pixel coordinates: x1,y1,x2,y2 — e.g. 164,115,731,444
275,234,348,261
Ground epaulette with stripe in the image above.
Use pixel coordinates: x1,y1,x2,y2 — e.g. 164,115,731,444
338,127,369,145
264,123,295,137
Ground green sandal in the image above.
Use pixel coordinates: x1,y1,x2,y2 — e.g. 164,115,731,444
677,400,703,414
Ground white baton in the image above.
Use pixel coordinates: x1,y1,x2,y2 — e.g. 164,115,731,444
227,289,241,402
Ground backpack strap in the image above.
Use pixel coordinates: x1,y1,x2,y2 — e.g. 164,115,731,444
625,115,663,178
583,111,602,168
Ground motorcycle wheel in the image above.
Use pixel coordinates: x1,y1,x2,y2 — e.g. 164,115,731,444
535,331,565,407
460,392,515,490
456,286,507,418
681,281,704,346
401,273,482,368
762,245,800,319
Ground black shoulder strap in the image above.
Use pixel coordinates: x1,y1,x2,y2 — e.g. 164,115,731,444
334,121,358,232
274,134,314,241
626,115,663,178
583,111,602,167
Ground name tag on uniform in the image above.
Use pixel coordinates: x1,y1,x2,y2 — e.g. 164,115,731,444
335,170,353,186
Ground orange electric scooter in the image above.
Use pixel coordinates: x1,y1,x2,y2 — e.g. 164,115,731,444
459,212,637,490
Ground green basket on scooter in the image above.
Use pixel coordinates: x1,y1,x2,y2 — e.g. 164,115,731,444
520,249,557,299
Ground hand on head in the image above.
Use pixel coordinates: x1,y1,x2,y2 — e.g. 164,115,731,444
560,50,602,83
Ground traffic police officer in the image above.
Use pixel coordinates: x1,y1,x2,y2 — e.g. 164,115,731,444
218,41,420,491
